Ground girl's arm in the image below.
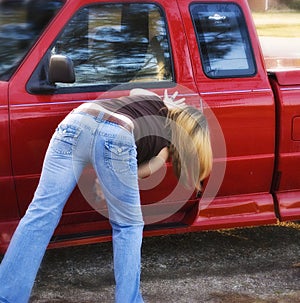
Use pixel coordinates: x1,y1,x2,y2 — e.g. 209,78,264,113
138,147,169,179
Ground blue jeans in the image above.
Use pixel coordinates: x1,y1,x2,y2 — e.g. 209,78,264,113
0,111,144,303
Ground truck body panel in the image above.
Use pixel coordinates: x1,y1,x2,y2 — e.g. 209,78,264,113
269,70,300,220
0,0,299,253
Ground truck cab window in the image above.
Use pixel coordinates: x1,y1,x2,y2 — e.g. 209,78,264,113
190,3,256,78
0,0,64,81
31,3,173,91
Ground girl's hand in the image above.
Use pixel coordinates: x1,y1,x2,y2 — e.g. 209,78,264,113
163,89,186,109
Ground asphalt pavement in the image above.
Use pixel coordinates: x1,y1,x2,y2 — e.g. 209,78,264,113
27,222,300,303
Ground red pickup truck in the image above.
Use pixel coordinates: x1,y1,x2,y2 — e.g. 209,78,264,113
1,0,299,254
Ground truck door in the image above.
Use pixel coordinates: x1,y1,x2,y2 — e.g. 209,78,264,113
177,0,278,228
9,0,200,237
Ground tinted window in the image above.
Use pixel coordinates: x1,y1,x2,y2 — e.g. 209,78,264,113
0,0,64,81
190,3,256,78
29,3,173,91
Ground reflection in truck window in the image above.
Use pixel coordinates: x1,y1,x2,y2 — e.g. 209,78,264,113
0,0,64,81
47,3,173,89
190,3,256,78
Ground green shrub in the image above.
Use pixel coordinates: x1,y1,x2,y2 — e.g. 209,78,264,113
280,0,300,10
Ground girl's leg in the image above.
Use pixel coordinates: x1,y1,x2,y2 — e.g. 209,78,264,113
111,221,144,303
0,121,87,303
92,122,144,303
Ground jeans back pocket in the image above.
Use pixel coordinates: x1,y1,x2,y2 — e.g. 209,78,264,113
51,124,82,155
104,139,137,174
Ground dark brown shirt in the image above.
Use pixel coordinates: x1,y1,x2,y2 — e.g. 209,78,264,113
96,95,170,164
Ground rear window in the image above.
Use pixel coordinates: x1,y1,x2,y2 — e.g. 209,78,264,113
0,0,64,81
190,3,256,78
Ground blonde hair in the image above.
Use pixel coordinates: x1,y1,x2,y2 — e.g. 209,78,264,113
167,106,213,191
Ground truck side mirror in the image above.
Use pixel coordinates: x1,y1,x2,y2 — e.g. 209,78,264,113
48,55,75,84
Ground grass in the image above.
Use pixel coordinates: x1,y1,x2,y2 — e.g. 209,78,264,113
252,12,300,37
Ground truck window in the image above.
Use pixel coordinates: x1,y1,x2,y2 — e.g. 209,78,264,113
190,3,256,78
0,0,64,81
31,3,173,91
